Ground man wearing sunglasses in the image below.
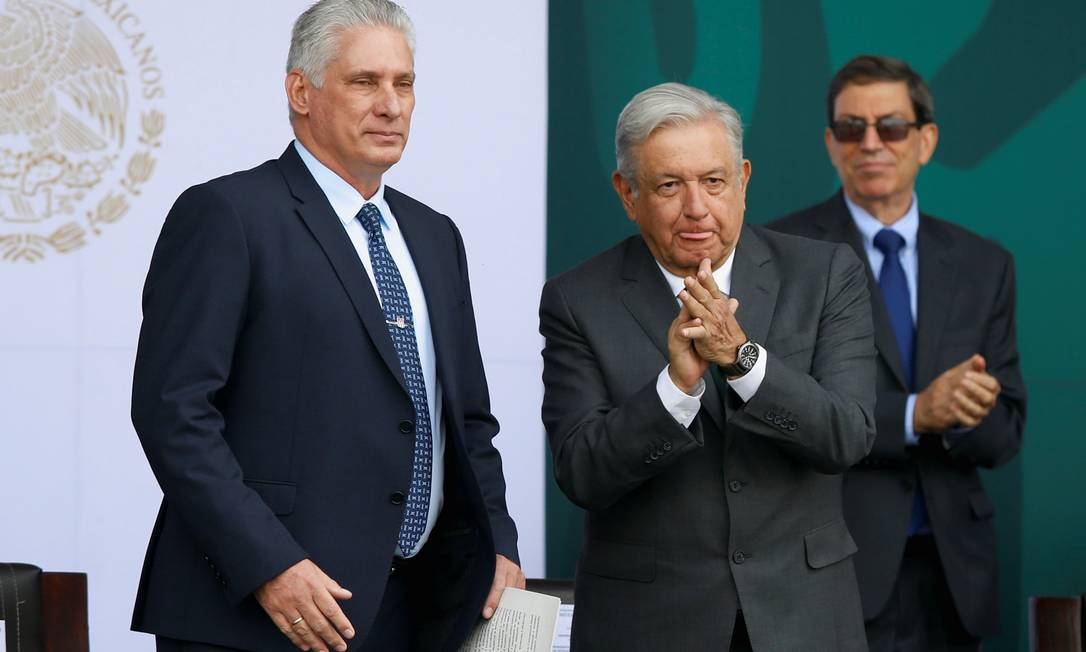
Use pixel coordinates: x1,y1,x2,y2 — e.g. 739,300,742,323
770,55,1026,652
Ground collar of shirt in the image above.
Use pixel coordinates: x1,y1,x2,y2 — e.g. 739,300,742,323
656,249,736,302
293,139,398,232
844,191,920,256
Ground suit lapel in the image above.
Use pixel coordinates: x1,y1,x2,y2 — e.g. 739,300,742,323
813,193,909,390
729,225,779,420
914,216,956,388
618,238,726,430
276,145,407,392
385,188,459,402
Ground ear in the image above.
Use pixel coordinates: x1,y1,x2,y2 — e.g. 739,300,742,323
824,126,836,159
285,69,311,117
917,122,939,166
611,171,638,221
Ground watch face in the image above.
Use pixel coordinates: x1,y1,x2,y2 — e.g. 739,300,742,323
737,342,758,370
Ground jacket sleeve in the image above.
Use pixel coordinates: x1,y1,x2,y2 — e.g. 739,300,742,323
540,278,706,512
449,221,520,563
945,251,1026,468
131,185,307,604
728,243,878,473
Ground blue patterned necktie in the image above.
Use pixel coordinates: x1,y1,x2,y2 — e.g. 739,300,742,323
873,228,927,535
358,202,433,554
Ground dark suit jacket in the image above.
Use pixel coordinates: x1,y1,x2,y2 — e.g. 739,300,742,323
769,192,1026,636
131,144,518,651
540,224,876,651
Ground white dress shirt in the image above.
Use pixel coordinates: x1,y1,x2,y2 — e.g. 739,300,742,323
294,140,444,557
653,250,768,427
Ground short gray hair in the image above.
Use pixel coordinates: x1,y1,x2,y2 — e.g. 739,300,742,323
615,82,744,193
287,0,415,118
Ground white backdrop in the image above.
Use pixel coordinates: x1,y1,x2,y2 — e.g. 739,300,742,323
0,1,547,649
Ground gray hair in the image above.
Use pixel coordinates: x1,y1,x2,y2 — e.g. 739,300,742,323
615,82,745,193
287,0,415,118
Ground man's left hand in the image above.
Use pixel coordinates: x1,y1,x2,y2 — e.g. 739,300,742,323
678,258,748,365
482,554,525,619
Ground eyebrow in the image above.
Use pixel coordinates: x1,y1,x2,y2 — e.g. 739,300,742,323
343,69,416,81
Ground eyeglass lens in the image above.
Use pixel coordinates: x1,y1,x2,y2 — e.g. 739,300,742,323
831,117,916,143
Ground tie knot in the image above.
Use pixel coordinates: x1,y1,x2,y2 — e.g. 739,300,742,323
357,202,382,237
873,229,906,255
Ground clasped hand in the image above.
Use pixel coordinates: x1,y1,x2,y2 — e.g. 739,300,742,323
667,258,749,394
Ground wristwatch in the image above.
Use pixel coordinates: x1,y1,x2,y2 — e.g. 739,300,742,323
721,340,759,378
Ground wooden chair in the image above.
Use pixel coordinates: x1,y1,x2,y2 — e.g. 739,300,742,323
0,563,89,652
1029,595,1083,651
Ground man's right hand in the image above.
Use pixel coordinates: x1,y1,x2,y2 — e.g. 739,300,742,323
914,354,1002,433
254,559,354,652
668,302,708,394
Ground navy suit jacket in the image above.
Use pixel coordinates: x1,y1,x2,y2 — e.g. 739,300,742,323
131,144,518,650
770,192,1026,636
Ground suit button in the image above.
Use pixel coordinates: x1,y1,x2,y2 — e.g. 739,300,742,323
662,441,673,452
643,457,653,464
729,480,744,493
390,491,406,505
732,550,747,564
649,451,660,461
399,420,414,434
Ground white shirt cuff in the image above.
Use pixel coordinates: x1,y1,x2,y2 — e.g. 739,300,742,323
656,365,704,428
727,344,767,402
905,394,920,446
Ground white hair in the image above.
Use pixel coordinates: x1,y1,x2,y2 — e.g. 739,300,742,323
615,82,744,193
286,0,415,119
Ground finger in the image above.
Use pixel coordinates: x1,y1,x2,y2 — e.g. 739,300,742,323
969,354,987,372
315,591,355,642
288,612,328,652
483,575,508,620
697,259,724,300
952,389,987,420
299,601,345,652
960,377,997,409
965,371,1001,394
683,275,716,305
950,402,980,428
271,612,308,650
680,325,708,339
678,288,712,320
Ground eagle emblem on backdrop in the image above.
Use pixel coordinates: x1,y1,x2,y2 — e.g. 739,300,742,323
0,0,165,262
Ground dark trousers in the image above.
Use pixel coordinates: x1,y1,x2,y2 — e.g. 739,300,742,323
730,609,753,652
865,535,981,652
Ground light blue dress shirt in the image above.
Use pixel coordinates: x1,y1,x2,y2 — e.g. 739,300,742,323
843,193,922,446
294,140,444,556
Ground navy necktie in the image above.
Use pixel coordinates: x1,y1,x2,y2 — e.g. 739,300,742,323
873,229,914,388
873,228,927,535
358,202,433,554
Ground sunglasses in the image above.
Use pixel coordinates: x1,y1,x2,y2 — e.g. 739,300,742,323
830,116,925,143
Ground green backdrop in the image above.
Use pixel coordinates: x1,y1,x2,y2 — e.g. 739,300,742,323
545,1,1085,649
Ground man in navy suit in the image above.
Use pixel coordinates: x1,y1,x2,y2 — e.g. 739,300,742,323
770,55,1026,652
130,2,523,650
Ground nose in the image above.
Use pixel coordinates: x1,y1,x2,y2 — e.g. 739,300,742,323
682,182,710,220
373,83,402,119
859,123,883,151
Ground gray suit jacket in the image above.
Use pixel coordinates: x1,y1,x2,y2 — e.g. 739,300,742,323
769,193,1026,636
540,224,876,651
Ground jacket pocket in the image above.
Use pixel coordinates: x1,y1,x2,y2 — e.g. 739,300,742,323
968,490,994,520
804,519,858,569
244,479,297,515
581,539,655,582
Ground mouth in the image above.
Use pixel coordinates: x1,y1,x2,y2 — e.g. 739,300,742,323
365,131,403,143
855,160,892,172
677,231,715,241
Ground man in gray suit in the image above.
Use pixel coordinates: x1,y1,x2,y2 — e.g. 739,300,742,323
540,82,876,651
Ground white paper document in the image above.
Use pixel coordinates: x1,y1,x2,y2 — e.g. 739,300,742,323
459,588,561,652
0,620,6,652
551,604,574,652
